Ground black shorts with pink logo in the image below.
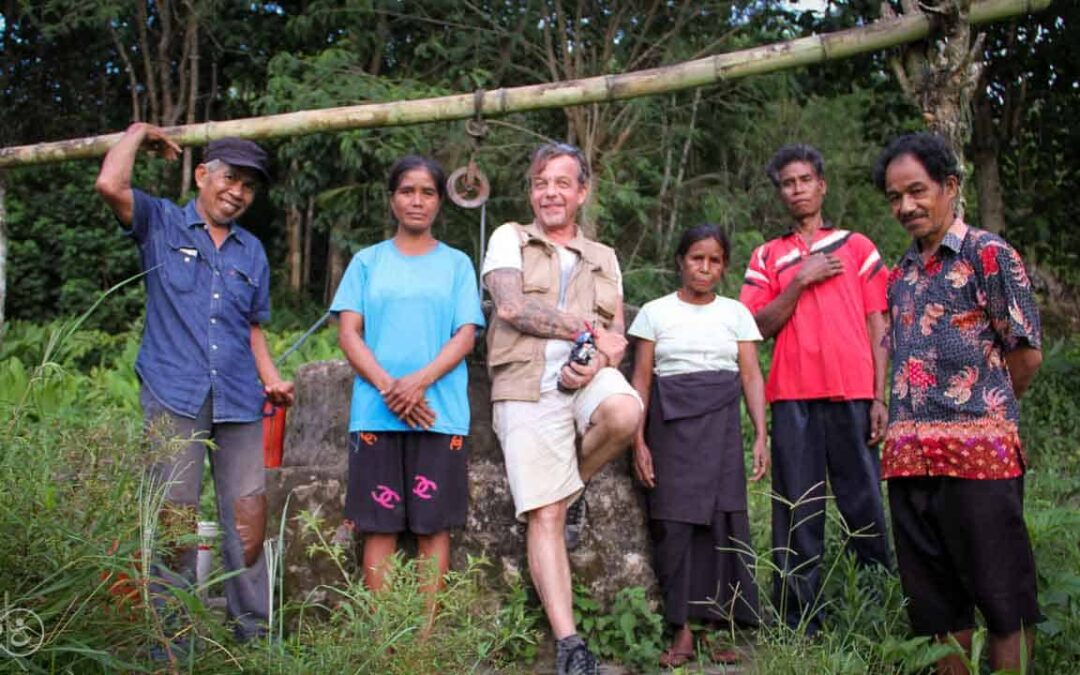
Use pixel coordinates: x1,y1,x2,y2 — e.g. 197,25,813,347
344,431,469,535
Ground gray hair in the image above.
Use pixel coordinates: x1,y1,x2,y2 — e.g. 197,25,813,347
527,143,590,186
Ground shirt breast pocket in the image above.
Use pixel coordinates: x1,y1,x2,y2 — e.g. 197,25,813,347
164,238,199,292
225,265,258,313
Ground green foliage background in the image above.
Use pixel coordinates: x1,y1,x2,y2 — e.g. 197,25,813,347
3,1,1077,332
1,0,1077,672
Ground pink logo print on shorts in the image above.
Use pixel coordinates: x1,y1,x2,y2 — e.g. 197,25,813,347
371,485,401,510
413,475,438,500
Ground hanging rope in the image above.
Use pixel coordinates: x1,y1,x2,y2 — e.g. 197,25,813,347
447,90,492,292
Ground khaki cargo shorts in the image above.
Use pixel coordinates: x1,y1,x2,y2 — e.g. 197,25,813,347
493,367,641,520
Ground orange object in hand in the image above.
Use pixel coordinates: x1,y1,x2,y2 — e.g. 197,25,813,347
263,402,286,468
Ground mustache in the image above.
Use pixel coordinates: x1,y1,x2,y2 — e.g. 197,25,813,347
900,210,929,224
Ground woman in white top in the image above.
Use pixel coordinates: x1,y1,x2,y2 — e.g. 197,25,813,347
628,224,769,668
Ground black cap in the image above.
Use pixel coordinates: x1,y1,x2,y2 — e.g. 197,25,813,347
203,138,271,183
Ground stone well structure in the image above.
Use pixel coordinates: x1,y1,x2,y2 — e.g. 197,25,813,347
265,353,658,608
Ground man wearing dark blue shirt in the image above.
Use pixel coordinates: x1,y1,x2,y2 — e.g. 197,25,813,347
96,123,293,644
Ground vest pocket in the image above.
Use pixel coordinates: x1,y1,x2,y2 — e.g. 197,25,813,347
593,272,619,320
521,253,552,293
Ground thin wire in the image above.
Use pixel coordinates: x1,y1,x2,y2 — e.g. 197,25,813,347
274,311,332,367
478,202,487,296
264,310,333,414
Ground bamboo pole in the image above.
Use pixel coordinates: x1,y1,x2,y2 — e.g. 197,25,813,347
0,0,1050,168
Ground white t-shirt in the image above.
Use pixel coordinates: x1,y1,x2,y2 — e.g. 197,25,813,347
482,222,623,392
627,292,762,376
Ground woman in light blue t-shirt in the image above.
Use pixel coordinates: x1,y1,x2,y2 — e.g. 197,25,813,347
628,224,769,667
330,155,485,606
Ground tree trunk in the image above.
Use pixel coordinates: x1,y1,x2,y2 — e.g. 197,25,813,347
302,196,314,293
107,22,141,122
135,0,160,124
286,159,310,294
156,0,176,126
286,198,303,293
368,12,388,76
970,67,1009,234
324,218,346,306
205,61,218,121
663,88,702,259
971,143,1006,234
180,3,200,196
884,0,986,217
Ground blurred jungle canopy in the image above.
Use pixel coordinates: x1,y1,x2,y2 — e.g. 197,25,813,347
1,0,1076,333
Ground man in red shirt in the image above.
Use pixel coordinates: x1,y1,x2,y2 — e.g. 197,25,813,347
739,144,892,633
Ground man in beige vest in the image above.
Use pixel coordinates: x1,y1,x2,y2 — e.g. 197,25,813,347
483,143,642,675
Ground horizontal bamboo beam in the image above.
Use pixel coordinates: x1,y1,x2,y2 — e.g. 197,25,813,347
0,0,1050,168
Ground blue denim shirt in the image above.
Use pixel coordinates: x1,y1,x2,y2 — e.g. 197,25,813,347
127,189,271,422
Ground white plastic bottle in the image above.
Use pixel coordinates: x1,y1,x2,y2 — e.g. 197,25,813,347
195,520,219,593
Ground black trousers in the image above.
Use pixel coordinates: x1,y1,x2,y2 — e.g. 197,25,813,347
770,399,892,632
889,477,1041,636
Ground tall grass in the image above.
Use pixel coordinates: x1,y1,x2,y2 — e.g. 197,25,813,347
250,510,541,674
1,315,1076,673
0,314,536,673
713,340,1080,673
735,487,955,675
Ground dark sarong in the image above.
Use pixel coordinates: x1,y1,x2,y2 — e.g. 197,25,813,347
645,370,760,626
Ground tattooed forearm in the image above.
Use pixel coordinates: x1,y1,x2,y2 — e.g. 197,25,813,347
485,269,582,340
518,302,583,339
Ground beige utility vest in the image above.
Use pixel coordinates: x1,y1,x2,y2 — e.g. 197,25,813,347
486,221,621,402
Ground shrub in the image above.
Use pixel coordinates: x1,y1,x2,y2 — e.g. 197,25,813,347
575,584,665,670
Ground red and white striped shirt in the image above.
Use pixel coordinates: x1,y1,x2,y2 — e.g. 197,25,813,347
739,225,888,402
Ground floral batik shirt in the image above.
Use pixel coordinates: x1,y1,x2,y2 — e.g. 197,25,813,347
883,220,1041,480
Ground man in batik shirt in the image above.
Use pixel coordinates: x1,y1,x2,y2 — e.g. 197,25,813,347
874,132,1042,674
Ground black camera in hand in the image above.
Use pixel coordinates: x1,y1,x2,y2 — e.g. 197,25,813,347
568,330,597,365
558,331,597,392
